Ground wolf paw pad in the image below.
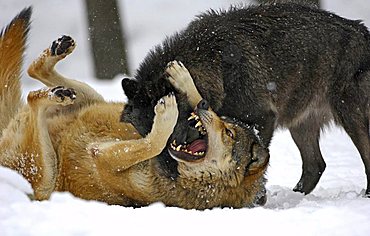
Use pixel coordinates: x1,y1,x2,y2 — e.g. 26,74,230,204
50,35,75,56
49,86,76,105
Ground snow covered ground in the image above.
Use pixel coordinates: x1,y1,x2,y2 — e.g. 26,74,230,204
1,1,370,235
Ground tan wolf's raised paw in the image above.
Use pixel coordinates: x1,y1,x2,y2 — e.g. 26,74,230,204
50,35,76,57
48,86,76,106
153,93,178,136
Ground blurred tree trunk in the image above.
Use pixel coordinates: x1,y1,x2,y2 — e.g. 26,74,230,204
257,0,320,7
85,0,129,80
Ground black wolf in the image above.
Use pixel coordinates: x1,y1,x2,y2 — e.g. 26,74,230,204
121,3,370,195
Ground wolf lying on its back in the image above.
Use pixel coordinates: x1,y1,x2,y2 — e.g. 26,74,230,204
0,8,269,209
122,3,370,195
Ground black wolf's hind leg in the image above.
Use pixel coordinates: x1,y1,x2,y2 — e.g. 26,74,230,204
255,110,276,148
290,118,326,194
332,90,370,196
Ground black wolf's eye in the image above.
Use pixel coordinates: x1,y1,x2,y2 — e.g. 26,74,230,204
225,128,234,139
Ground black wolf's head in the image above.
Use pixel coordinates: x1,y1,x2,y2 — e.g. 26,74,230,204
121,78,161,136
121,76,195,144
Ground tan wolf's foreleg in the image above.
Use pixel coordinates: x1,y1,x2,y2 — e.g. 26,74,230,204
0,86,76,200
165,60,203,108
91,94,178,172
27,35,104,109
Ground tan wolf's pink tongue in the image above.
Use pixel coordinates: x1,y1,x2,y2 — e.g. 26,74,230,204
188,139,207,153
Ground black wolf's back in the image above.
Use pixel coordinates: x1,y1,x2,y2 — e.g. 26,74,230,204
129,3,370,131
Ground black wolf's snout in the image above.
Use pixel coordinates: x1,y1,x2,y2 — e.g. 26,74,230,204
197,99,209,110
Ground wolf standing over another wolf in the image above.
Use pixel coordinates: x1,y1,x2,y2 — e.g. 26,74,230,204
122,3,370,195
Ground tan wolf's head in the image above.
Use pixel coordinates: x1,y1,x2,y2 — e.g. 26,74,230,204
168,99,269,192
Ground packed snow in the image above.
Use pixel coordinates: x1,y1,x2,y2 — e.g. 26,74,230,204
1,0,370,235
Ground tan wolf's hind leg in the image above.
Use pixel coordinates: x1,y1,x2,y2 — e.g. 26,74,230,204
0,86,76,200
28,35,104,109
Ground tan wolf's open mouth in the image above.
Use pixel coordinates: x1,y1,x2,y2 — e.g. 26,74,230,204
168,111,208,162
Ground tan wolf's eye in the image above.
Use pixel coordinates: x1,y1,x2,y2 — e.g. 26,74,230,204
225,128,234,139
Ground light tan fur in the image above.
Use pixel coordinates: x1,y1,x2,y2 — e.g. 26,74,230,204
0,29,178,203
0,10,26,134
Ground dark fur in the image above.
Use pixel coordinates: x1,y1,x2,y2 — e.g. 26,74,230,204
121,3,370,195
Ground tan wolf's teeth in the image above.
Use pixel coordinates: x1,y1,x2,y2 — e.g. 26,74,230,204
188,113,199,121
176,145,182,151
195,121,202,128
198,126,207,134
200,128,207,135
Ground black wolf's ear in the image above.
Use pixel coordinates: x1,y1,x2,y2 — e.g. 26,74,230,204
121,78,140,99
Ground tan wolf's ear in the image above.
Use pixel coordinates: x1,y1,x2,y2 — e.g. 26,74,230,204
247,144,269,175
121,78,140,99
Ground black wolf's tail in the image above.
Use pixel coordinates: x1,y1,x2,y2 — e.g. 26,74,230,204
0,7,32,135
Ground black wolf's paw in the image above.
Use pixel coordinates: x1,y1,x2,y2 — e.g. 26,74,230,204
50,35,76,56
49,86,76,105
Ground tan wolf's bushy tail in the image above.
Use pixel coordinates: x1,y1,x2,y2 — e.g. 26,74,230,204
0,7,32,135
